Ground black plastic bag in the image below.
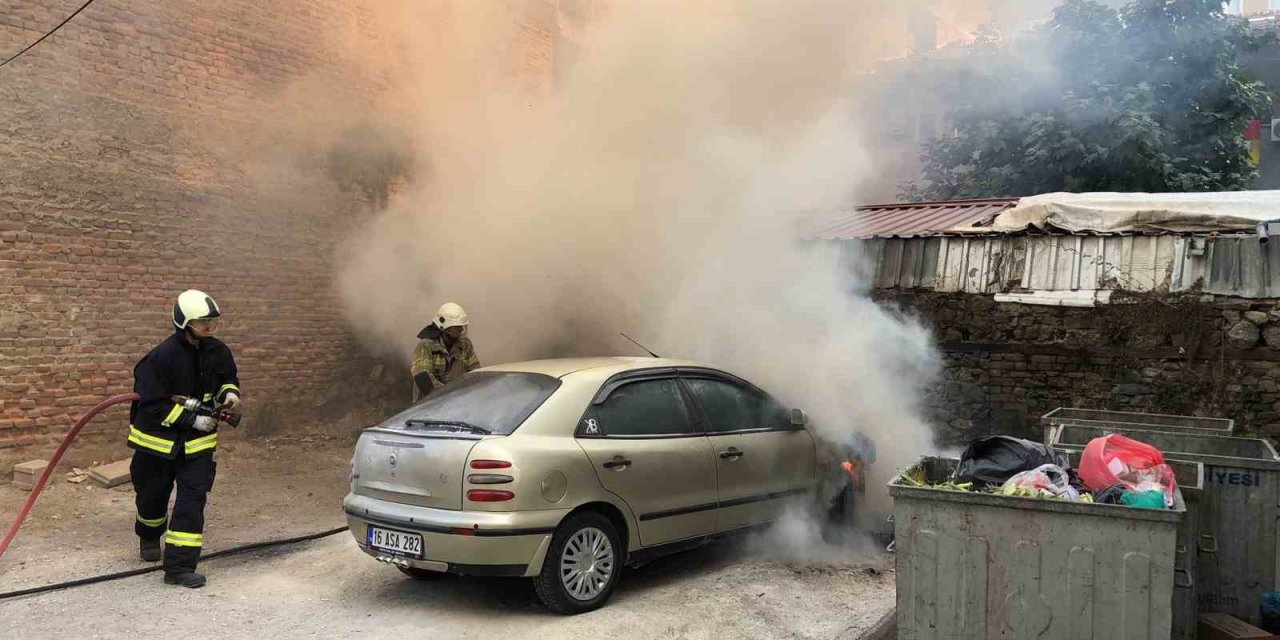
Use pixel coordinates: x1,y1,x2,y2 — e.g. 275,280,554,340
955,436,1069,486
1094,484,1127,505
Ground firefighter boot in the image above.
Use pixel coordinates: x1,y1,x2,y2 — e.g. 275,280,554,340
139,538,161,562
163,572,206,588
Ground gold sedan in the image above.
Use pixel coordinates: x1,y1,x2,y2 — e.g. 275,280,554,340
345,358,816,614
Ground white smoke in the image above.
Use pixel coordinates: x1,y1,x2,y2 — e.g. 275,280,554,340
336,0,941,530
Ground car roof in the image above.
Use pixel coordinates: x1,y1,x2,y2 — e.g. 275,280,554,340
479,357,704,379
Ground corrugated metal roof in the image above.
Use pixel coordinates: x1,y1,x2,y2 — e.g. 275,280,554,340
812,198,1017,239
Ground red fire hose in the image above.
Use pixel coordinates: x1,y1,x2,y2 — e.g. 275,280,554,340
0,392,354,601
0,393,139,561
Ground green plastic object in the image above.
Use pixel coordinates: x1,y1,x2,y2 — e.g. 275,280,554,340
1121,489,1166,509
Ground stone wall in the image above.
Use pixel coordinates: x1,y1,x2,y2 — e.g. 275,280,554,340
878,290,1280,444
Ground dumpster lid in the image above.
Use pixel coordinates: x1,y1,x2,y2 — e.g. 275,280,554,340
1042,407,1234,435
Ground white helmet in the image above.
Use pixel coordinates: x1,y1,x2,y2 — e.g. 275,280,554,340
434,302,469,330
173,289,221,330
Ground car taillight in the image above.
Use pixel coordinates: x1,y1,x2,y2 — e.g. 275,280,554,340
470,460,512,469
467,489,514,502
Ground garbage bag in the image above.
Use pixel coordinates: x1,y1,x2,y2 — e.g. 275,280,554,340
1000,464,1083,500
1094,484,1127,505
955,436,1069,486
1079,433,1176,508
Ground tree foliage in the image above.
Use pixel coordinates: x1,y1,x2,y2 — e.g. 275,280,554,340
902,0,1272,201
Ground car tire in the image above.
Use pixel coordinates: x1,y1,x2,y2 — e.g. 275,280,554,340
397,566,444,580
533,511,622,615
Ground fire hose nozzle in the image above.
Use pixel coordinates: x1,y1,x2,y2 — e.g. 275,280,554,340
174,395,242,428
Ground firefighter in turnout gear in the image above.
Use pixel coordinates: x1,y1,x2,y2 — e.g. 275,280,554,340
129,289,240,588
411,302,480,401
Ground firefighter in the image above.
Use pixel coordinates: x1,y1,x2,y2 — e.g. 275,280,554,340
411,302,480,401
129,289,240,588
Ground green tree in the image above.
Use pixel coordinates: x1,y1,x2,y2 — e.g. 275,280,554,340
902,0,1272,201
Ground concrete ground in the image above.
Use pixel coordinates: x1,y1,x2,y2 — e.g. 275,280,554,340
0,432,894,639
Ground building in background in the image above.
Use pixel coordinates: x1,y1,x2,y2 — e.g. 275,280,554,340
816,191,1280,443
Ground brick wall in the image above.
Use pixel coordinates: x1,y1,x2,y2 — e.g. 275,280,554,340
881,290,1280,445
0,1,556,466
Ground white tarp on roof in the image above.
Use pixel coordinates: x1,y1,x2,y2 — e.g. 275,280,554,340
953,190,1280,234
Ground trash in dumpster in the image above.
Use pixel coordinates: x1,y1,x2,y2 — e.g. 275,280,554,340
1094,483,1127,504
954,435,1068,486
999,463,1090,501
902,434,1177,508
1079,433,1177,508
896,464,972,491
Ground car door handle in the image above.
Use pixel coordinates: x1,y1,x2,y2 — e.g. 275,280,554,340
602,456,632,470
719,448,744,460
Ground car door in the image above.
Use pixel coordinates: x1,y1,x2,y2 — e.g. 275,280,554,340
575,373,719,547
680,371,816,532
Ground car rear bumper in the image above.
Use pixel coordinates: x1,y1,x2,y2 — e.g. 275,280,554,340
343,492,566,577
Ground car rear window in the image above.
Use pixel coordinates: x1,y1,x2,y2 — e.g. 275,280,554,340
384,371,561,436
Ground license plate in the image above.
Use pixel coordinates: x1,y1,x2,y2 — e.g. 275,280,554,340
366,525,423,558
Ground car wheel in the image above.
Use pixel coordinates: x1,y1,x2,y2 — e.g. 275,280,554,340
533,511,622,615
397,566,444,580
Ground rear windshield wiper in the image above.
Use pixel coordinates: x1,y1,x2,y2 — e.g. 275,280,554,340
403,419,492,435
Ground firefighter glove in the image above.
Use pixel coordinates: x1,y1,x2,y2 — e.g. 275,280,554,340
193,416,217,432
222,392,241,410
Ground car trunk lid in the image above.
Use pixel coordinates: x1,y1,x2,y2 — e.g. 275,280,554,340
352,429,482,510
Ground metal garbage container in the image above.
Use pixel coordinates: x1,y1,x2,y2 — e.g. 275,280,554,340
1042,407,1234,442
1048,424,1280,625
891,456,1184,640
1060,449,1205,640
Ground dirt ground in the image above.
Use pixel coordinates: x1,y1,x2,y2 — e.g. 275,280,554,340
0,419,895,639
0,428,358,593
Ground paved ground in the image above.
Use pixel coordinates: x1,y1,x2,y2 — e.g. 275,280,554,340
0,431,895,639
0,434,355,592
1,533,893,639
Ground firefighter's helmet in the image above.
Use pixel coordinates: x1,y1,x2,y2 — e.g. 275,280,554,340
173,290,221,330
434,302,469,330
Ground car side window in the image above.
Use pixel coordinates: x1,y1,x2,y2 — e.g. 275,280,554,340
684,378,788,433
581,379,694,437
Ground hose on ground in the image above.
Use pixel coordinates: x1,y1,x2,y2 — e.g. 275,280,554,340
0,393,140,561
0,525,350,601
0,393,351,602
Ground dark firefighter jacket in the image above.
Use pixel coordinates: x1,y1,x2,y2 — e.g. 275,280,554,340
128,331,239,459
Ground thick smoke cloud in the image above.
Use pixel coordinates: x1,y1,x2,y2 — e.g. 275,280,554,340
336,0,943,525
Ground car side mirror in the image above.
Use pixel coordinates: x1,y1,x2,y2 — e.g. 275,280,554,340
790,408,808,427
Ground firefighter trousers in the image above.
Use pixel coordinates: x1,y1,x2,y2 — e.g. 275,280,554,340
131,449,217,575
